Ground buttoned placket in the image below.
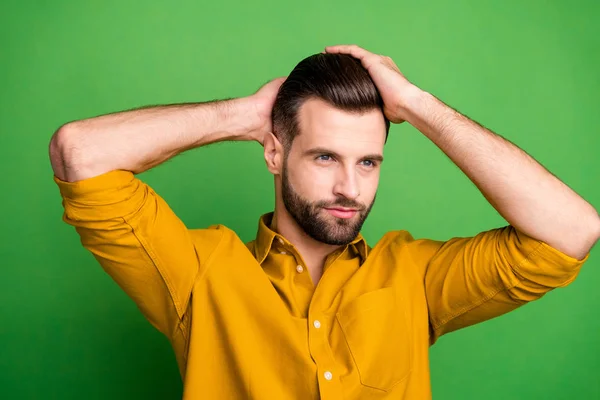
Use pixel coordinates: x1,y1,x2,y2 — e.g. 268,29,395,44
275,236,306,276
274,234,345,398
307,250,347,399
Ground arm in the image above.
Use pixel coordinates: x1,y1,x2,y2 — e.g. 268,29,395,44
50,78,286,182
325,44,600,259
49,78,285,372
398,87,599,260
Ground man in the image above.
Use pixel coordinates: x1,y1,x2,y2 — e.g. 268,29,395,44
50,44,598,399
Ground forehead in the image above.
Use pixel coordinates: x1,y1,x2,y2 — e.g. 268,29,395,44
293,98,386,153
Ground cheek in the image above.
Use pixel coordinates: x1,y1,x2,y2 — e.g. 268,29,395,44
290,165,335,198
360,173,380,200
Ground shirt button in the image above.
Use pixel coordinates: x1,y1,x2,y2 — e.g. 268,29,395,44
296,265,304,273
277,237,284,244
280,251,287,255
324,371,333,381
313,320,321,329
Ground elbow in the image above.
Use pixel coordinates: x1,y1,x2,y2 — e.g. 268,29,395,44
49,122,85,182
572,213,600,261
548,213,600,261
591,214,600,250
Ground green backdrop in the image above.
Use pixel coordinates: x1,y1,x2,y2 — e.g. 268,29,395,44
1,1,598,399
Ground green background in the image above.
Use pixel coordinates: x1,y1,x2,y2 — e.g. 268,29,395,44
1,0,598,398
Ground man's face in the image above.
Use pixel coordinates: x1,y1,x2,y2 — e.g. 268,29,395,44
281,98,387,245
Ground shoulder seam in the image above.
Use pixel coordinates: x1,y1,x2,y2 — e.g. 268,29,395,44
195,224,228,283
122,216,187,319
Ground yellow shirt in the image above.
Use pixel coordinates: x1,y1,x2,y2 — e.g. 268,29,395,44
54,169,589,399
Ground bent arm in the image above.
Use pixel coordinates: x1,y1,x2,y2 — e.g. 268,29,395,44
49,92,265,374
400,86,600,260
49,96,261,181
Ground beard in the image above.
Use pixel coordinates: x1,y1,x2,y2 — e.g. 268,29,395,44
281,165,376,246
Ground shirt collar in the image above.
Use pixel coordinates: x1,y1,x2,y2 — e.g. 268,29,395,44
252,212,369,265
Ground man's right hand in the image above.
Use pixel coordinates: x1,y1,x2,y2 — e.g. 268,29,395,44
246,77,287,146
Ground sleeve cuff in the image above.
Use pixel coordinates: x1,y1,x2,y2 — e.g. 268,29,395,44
53,169,135,200
513,228,590,287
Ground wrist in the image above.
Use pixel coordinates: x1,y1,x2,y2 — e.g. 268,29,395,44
226,96,264,141
398,86,458,140
396,83,428,120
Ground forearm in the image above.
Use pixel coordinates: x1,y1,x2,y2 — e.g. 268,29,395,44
49,96,260,182
401,85,600,260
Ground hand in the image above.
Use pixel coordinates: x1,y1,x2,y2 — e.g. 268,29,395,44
324,44,419,124
247,77,287,145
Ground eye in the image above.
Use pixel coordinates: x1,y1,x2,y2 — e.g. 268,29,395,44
360,159,378,168
316,154,334,162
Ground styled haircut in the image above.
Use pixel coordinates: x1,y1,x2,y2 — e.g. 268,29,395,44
271,53,391,151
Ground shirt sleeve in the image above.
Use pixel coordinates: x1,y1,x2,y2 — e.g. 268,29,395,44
53,169,224,340
402,225,590,345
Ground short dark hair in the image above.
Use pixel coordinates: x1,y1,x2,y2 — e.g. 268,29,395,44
272,53,390,151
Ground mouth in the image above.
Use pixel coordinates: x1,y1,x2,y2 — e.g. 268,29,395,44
323,207,359,219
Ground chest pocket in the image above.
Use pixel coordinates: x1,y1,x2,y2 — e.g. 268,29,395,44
336,287,412,391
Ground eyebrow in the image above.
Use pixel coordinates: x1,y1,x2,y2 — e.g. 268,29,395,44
303,147,384,163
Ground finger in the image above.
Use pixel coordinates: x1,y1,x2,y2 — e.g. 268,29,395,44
324,44,367,58
324,44,373,60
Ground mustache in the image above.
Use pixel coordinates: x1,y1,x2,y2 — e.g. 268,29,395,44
316,198,365,210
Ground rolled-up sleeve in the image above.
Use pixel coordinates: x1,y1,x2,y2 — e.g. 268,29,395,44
54,169,223,340
407,226,590,344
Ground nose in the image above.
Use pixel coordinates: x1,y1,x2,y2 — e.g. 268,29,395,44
333,165,360,201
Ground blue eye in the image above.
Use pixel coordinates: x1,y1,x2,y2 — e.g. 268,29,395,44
361,160,377,167
317,155,333,161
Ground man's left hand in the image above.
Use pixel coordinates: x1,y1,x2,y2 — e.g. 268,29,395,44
324,44,420,124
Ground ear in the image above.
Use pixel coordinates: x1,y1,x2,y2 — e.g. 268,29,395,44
263,132,285,175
